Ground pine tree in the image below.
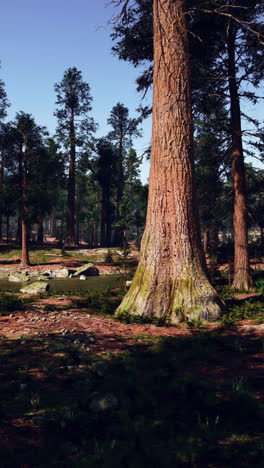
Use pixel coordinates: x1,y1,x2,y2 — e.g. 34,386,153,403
54,67,96,244
116,0,222,323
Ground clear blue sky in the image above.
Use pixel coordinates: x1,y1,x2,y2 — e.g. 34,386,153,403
0,0,262,178
0,0,151,182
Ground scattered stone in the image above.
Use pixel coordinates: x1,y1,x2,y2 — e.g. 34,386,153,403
20,281,49,294
9,273,30,283
38,275,51,281
73,263,99,277
89,393,118,412
125,280,133,289
53,268,71,278
79,275,87,281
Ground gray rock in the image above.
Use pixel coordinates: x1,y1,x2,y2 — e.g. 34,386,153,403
53,268,70,278
73,263,99,277
125,280,133,289
89,393,118,412
20,281,49,294
9,273,30,283
38,275,51,281
79,275,87,280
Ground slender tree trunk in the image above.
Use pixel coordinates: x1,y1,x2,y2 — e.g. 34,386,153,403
116,0,222,323
0,151,3,241
203,228,209,255
21,143,30,267
21,220,29,266
6,213,9,244
227,25,252,290
50,208,57,237
67,110,76,244
37,218,44,243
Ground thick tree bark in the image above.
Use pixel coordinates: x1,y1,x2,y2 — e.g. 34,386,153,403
227,25,252,291
116,0,222,323
67,110,76,244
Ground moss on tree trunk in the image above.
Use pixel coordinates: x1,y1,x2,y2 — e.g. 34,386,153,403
116,0,223,323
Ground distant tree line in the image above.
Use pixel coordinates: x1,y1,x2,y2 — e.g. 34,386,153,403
0,68,147,266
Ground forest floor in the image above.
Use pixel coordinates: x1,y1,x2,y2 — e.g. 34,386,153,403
0,244,263,467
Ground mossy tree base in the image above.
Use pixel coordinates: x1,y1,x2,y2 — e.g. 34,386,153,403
116,233,223,324
116,1,224,325
232,270,253,292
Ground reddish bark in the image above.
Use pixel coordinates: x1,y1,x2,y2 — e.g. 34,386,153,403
116,0,222,323
66,110,76,244
227,24,252,291
21,141,30,266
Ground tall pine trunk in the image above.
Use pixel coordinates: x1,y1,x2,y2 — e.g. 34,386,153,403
67,110,76,244
0,150,3,241
116,0,222,323
21,143,30,267
227,24,252,291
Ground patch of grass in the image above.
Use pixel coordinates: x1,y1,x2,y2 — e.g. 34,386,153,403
222,297,264,325
255,279,264,295
71,290,122,315
0,293,24,315
117,310,172,326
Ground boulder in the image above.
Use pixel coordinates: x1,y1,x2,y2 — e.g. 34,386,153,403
79,275,87,280
37,275,51,281
9,274,30,283
53,268,70,278
73,263,99,277
20,281,49,294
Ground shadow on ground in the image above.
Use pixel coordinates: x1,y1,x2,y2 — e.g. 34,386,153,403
0,328,263,467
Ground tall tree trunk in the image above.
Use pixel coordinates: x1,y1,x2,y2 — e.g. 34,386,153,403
227,24,252,291
50,208,57,237
21,219,29,266
114,132,124,246
21,143,30,267
37,218,44,243
67,110,76,244
203,228,209,255
116,0,222,323
6,213,9,244
0,150,3,241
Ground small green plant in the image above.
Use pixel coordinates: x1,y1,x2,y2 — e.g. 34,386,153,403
187,318,204,329
0,293,24,315
116,310,171,326
222,298,264,325
255,279,264,295
104,249,114,263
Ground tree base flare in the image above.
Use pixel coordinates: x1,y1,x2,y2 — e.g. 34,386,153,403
233,270,253,292
116,264,223,324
